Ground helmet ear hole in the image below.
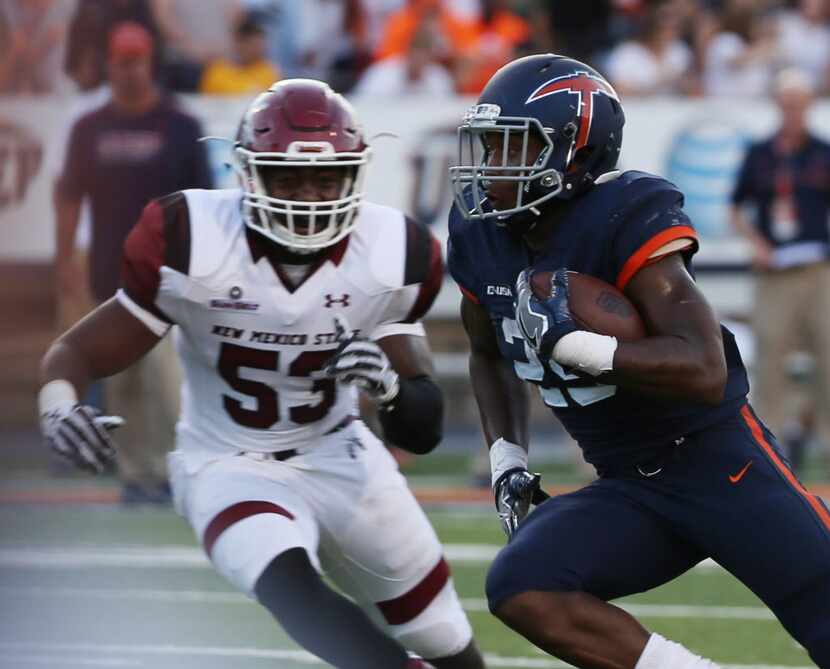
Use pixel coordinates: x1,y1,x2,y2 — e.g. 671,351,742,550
562,122,578,140
571,146,594,169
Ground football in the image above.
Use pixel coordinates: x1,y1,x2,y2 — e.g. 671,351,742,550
529,270,647,341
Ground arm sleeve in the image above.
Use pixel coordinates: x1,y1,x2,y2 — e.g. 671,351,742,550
57,120,90,199
611,184,699,291
378,374,444,454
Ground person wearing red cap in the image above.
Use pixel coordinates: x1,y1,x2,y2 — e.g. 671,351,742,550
53,21,213,504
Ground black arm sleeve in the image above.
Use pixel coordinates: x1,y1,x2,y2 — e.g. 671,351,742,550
378,374,444,454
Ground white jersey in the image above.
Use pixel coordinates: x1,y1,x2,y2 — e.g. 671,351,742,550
116,188,442,460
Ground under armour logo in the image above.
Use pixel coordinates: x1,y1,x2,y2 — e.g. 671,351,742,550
324,294,350,308
346,436,365,460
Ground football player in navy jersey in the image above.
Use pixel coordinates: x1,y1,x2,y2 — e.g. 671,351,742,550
447,54,830,668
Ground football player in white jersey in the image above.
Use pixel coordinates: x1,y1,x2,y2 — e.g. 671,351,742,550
38,79,485,669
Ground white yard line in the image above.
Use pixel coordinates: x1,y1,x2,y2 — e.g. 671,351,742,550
0,544,722,570
1,585,777,621
0,642,811,669
1,655,141,667
459,598,776,620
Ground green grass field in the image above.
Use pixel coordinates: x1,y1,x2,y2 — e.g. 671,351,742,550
0,503,816,669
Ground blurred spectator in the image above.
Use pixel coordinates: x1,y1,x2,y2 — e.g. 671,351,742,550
64,0,160,94
0,0,73,95
374,0,478,65
200,13,281,95
362,0,407,54
533,0,614,65
54,22,212,504
242,0,303,76
729,69,830,473
353,23,455,95
702,1,777,96
455,0,531,94
775,0,830,94
605,3,693,96
151,0,241,91
295,0,372,92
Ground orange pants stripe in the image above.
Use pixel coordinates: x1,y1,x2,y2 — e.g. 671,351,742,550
740,404,830,533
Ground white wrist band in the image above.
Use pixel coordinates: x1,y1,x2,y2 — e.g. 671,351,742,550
552,331,618,377
489,438,529,489
38,379,78,415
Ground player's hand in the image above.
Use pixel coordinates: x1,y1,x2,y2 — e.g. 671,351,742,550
40,404,123,474
325,315,400,404
514,268,578,359
493,468,549,537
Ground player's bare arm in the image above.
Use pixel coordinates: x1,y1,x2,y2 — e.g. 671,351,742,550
460,295,528,448
39,299,162,472
461,295,544,536
41,298,162,392
607,253,727,403
515,253,727,406
378,331,435,376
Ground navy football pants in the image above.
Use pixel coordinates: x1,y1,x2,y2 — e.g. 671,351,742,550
486,405,830,667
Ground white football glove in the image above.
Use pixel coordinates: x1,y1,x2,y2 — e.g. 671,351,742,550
38,380,123,474
325,315,400,404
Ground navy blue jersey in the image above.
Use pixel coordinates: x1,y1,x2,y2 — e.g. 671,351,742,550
447,170,750,469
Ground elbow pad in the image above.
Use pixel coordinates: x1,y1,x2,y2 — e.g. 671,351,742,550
378,374,444,454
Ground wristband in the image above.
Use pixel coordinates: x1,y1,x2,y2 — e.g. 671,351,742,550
552,331,618,377
489,438,528,489
38,379,78,415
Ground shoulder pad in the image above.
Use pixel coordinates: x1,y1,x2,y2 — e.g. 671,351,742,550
609,171,685,225
184,188,245,279
343,202,422,294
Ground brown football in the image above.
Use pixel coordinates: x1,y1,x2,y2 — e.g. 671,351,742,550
529,270,647,341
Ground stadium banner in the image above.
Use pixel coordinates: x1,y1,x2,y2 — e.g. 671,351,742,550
3,94,829,265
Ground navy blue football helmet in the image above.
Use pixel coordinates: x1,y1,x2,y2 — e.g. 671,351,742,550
449,54,625,225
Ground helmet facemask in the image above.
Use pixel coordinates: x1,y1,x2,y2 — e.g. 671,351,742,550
450,104,569,223
235,141,371,254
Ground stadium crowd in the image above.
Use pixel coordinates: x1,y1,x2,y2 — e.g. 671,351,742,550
1,0,829,99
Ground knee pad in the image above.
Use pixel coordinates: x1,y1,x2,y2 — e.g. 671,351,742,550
210,511,319,595
386,580,473,661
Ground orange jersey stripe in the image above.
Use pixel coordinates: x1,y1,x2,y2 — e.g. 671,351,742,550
615,226,698,291
740,405,830,532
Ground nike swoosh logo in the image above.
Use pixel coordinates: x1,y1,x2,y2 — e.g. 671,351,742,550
729,461,753,484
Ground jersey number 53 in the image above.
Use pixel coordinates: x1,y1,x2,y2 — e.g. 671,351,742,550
217,342,337,428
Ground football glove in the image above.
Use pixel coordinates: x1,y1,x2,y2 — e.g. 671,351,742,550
325,314,400,404
40,403,123,474
514,268,578,360
494,468,549,537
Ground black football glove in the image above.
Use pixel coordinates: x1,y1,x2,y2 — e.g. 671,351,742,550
514,268,578,360
493,468,549,537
